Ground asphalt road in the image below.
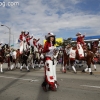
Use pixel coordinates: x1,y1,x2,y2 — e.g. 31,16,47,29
0,64,100,100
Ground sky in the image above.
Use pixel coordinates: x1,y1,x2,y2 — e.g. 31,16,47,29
0,0,100,48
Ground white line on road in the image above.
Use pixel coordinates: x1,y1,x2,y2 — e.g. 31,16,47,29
0,76,38,82
81,85,100,89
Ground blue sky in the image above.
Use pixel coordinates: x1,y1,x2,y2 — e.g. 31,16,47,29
0,0,100,46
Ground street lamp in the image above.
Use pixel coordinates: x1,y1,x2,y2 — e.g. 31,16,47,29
4,32,14,48
1,25,11,48
1,24,11,68
10,33,14,47
12,33,14,47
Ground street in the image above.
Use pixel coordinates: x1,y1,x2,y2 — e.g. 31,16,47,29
0,64,100,100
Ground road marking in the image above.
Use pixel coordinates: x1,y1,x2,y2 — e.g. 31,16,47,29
0,76,38,82
81,85,100,89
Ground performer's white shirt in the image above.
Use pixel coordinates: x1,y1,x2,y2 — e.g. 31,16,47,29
46,42,56,58
23,36,26,41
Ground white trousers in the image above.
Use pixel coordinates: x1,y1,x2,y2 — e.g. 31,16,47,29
45,59,57,84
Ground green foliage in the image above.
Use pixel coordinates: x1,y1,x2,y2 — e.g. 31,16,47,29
55,37,77,47
56,41,63,47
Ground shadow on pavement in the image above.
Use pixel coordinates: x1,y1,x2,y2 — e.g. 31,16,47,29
0,73,27,94
36,81,49,100
15,97,20,100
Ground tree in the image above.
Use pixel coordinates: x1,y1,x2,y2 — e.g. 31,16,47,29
56,41,64,47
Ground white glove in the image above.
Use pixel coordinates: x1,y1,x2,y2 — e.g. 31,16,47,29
49,47,52,50
49,46,56,50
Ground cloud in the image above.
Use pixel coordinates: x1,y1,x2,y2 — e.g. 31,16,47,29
0,0,100,47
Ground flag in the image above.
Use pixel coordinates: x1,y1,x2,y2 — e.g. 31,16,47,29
18,39,21,43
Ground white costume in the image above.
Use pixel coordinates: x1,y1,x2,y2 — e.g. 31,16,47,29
42,33,58,90
77,43,84,58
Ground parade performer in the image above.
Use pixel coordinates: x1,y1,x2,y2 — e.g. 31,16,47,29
32,38,40,68
33,38,40,48
76,32,85,58
33,38,40,53
26,35,33,46
65,44,71,56
42,32,58,91
23,31,29,40
38,43,44,67
38,43,43,52
19,31,23,42
19,31,29,54
19,31,29,42
19,31,24,42
76,32,86,47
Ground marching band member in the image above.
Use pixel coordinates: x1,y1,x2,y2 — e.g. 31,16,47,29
42,32,58,91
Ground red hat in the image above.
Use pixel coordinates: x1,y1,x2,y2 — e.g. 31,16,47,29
45,32,55,39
